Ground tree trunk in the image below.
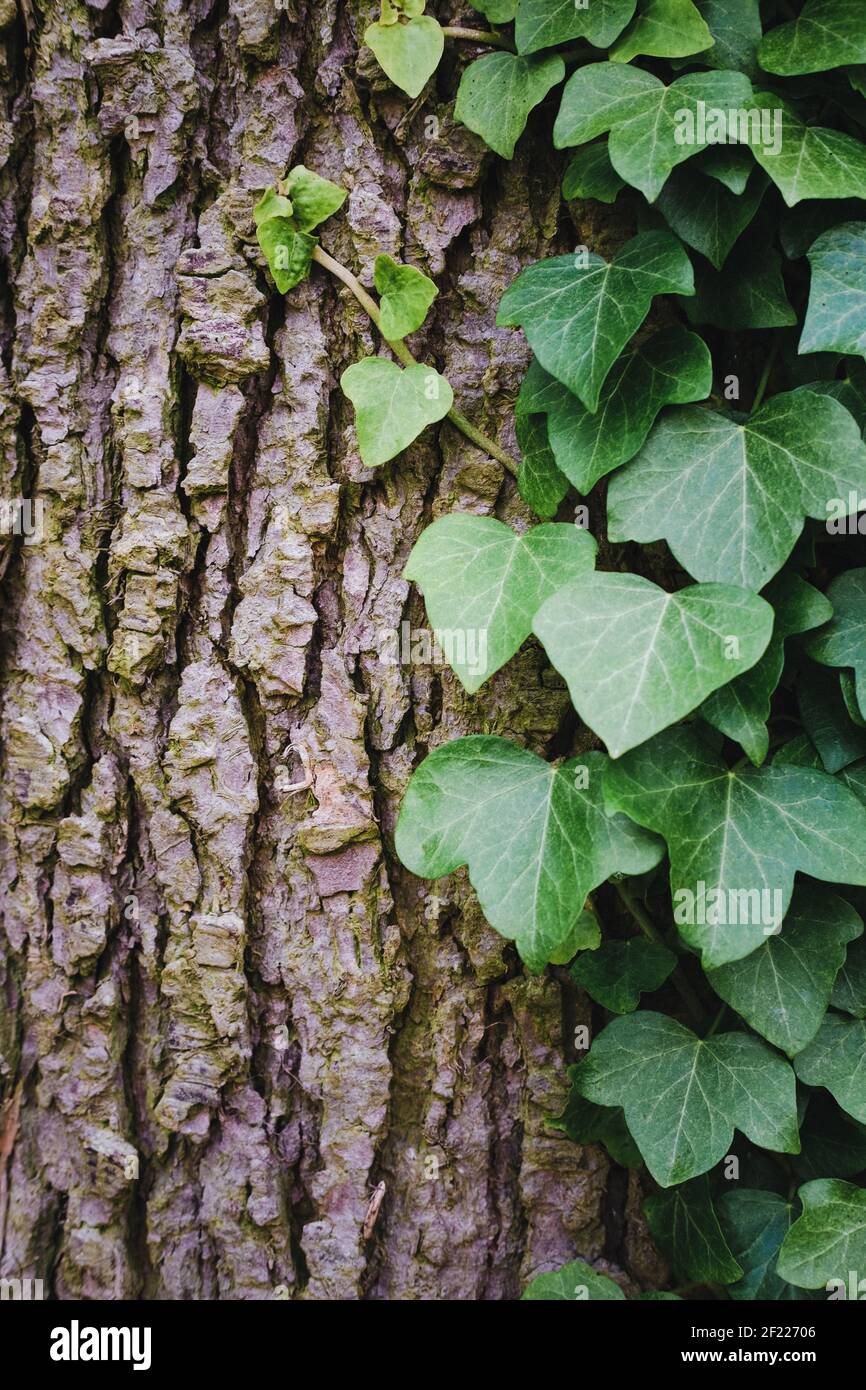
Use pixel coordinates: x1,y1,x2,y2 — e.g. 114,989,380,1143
0,0,664,1300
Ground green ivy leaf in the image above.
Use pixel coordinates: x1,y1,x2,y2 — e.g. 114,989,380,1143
682,230,796,329
341,358,453,467
607,390,866,589
603,725,866,968
801,222,866,357
701,572,832,766
798,661,866,774
571,1011,799,1186
693,0,762,76
454,51,565,160
747,93,866,207
706,885,864,1056
697,144,754,193
364,16,444,99
805,569,866,712
373,253,438,340
654,168,766,270
571,938,676,1012
609,0,713,64
497,232,693,410
794,1011,866,1123
256,218,317,293
282,166,347,232
403,513,596,692
548,906,601,964
717,1189,812,1300
562,143,625,203
553,64,754,202
522,1259,626,1300
515,413,570,519
758,0,866,78
395,740,664,972
841,668,866,725
793,1093,866,1180
551,1076,642,1167
533,572,773,759
777,1179,866,1289
515,0,637,55
645,1177,743,1284
832,935,866,1017
253,186,294,225
516,328,711,493
471,0,517,20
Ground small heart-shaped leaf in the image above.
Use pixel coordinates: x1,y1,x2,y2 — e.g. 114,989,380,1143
364,16,444,99
341,358,452,467
374,253,438,340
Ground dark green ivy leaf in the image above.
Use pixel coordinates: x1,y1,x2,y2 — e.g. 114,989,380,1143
454,52,565,160
645,1176,743,1284
758,0,866,78
717,1189,814,1300
514,413,570,519
571,937,676,1012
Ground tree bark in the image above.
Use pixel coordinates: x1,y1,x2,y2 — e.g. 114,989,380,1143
0,0,665,1299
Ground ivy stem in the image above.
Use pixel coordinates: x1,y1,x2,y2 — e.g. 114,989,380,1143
614,881,706,1031
441,25,515,50
311,244,519,474
751,336,781,412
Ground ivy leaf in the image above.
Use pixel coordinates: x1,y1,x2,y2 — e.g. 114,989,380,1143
758,0,866,78
522,1260,626,1300
841,668,866,725
364,16,444,99
455,52,565,160
471,0,517,20
253,186,294,225
403,513,596,692
781,200,866,260
341,358,452,467
609,0,713,64
804,569,866,713
645,1177,743,1284
717,1190,812,1300
373,253,438,340
747,93,866,207
553,65,754,203
548,906,601,964
516,329,711,493
693,0,762,76
794,1011,866,1123
777,1179,866,1289
697,144,754,194
551,1075,642,1167
571,938,676,1013
608,390,866,590
831,935,866,1017
801,222,866,358
798,661,866,774
603,725,866,968
793,1093,866,1180
497,232,694,410
515,413,570,519
683,233,796,330
282,166,347,232
515,0,637,55
571,1011,799,1186
706,885,864,1056
395,740,664,973
654,168,766,270
256,218,317,293
562,144,625,203
532,572,773,759
701,572,832,767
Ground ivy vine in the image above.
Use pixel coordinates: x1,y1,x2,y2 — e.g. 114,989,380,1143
254,0,866,1302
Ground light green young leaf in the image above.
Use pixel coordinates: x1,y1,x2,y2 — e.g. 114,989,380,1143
533,572,773,759
373,253,438,340
571,938,676,1013
253,186,294,225
553,64,754,202
403,513,596,692
551,1075,642,1167
256,218,317,293
693,0,762,75
655,168,766,269
282,166,347,232
454,51,564,160
609,0,713,64
571,1011,799,1186
608,391,866,589
562,143,625,203
747,93,866,207
341,358,452,467
645,1177,743,1284
497,232,693,410
395,740,664,972
797,661,866,774
794,1012,866,1123
701,572,832,766
522,1259,626,1300
706,885,864,1056
603,725,866,967
516,329,711,493
777,1180,866,1288
758,0,866,77
805,569,866,713
801,223,866,358
515,413,570,519
364,16,444,99
717,1190,812,1301
515,0,636,55
471,0,517,21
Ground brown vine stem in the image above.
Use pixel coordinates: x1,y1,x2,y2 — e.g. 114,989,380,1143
312,244,519,475
441,25,515,50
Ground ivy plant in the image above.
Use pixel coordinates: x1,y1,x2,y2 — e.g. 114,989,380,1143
255,0,866,1302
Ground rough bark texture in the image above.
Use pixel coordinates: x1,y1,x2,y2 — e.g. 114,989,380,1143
0,0,667,1299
